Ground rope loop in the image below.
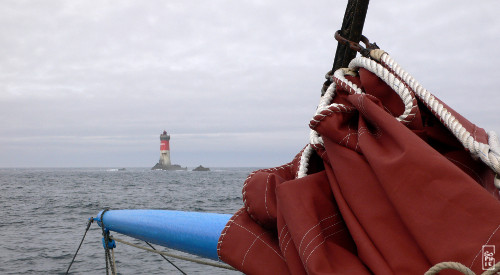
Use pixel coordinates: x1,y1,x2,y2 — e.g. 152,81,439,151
347,56,418,125
425,260,500,275
424,261,475,275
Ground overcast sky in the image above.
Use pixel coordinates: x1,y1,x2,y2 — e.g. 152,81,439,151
1,0,499,168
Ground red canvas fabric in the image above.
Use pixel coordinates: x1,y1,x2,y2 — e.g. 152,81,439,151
217,60,500,274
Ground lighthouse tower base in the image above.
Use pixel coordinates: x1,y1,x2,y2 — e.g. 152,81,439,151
151,162,187,171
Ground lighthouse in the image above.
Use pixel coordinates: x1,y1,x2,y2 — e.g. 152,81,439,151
152,130,186,170
159,130,171,166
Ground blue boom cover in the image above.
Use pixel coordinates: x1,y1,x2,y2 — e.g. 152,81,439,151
96,209,231,260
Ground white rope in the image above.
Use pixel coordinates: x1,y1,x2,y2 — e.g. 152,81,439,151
425,261,475,275
297,144,313,178
425,260,500,275
333,68,363,95
318,79,338,109
348,56,418,124
298,82,338,178
298,48,500,180
376,53,500,175
111,250,117,275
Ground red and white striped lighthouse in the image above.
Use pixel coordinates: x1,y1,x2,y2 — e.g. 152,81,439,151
159,130,171,166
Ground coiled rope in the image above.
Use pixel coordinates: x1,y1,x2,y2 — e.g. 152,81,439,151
425,260,500,275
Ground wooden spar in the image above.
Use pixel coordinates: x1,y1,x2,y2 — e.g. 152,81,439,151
333,0,370,71
321,0,370,95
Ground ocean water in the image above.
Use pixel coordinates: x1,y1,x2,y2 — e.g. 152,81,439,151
0,167,256,274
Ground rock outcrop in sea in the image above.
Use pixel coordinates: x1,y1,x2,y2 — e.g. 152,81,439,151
192,165,210,171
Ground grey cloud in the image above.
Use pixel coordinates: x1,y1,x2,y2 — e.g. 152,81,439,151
1,0,499,167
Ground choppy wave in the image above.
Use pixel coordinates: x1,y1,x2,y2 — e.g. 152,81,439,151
0,167,251,274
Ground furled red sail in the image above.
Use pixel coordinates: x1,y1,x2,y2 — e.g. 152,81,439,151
217,50,500,274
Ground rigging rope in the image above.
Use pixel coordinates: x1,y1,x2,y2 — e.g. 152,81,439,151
111,249,117,275
145,241,187,275
111,236,237,271
100,209,116,275
65,217,94,275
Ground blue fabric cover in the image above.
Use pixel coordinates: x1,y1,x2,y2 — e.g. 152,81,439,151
96,209,231,260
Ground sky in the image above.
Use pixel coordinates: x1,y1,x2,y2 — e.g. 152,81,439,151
1,0,499,168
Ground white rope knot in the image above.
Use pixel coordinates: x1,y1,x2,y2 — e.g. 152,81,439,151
341,67,358,77
369,49,386,62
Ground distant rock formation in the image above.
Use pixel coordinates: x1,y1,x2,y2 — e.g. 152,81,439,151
192,165,210,171
152,163,187,171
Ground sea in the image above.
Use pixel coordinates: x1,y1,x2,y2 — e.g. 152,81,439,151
0,167,259,274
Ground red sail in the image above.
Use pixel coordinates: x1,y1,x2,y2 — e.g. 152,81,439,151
218,56,500,274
